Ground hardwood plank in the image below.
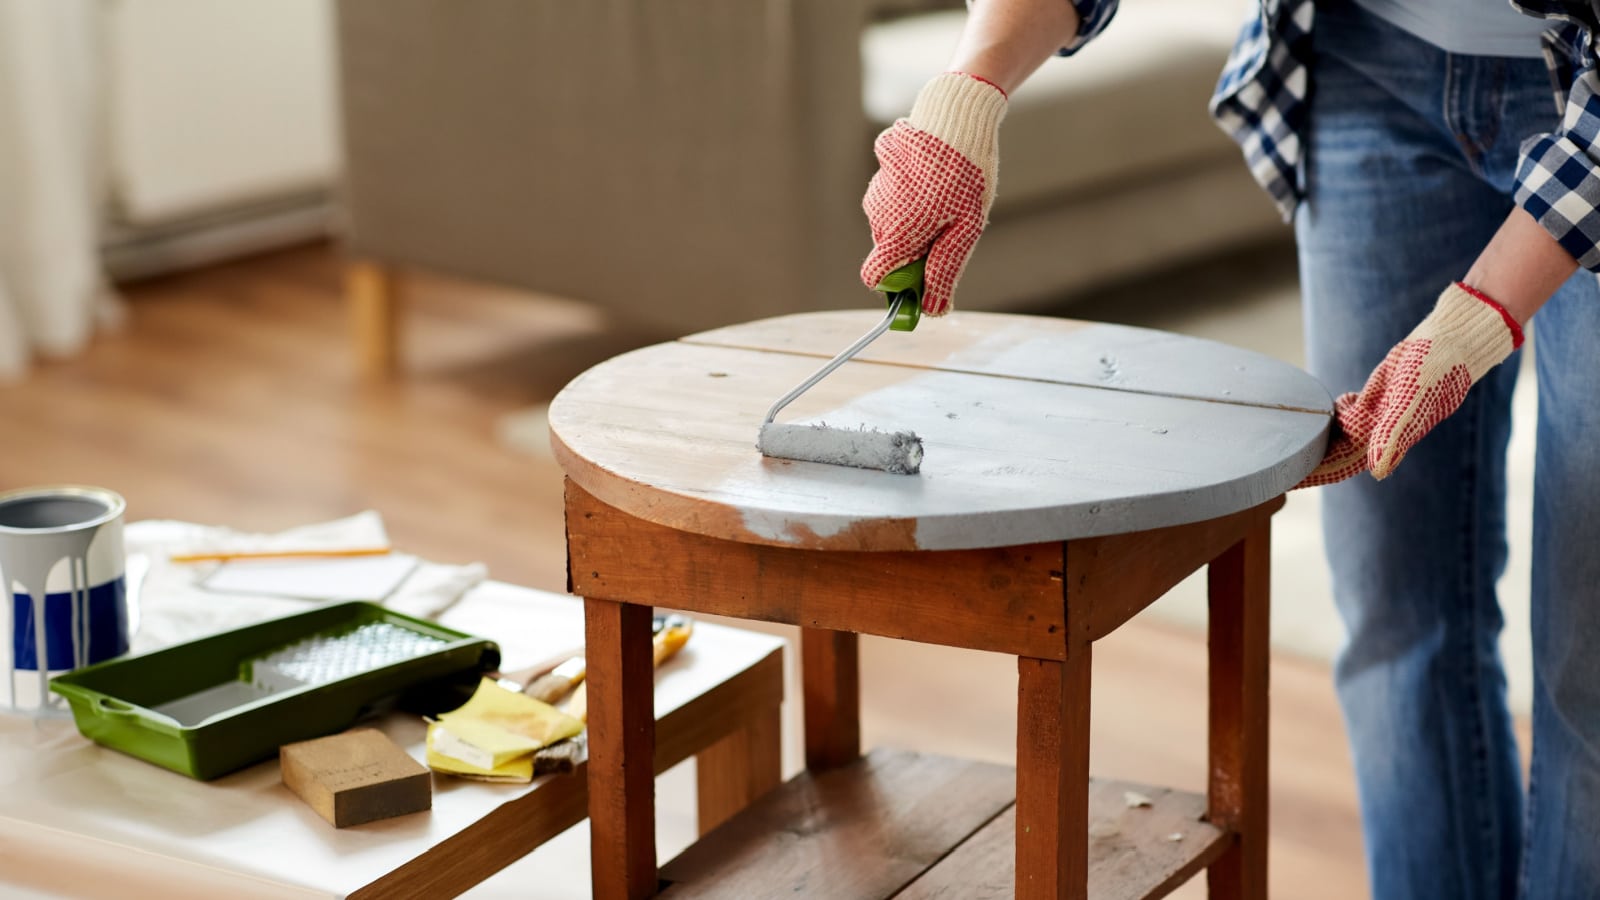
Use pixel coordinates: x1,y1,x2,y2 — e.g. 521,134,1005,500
658,749,1016,899
1017,651,1092,900
802,628,861,771
895,782,1229,900
897,806,1019,900
1207,523,1271,900
1072,499,1283,642
585,597,659,900
696,705,783,836
567,481,1069,659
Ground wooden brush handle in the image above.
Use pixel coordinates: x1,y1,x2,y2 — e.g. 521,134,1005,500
524,673,577,705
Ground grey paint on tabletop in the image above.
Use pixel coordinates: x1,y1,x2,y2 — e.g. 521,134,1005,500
550,311,1333,551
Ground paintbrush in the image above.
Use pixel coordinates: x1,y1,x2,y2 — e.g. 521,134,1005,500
554,614,694,724
523,656,585,704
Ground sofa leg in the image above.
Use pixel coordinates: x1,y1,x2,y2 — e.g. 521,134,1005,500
347,260,402,379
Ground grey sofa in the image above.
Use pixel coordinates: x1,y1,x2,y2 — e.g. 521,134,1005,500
335,0,1280,374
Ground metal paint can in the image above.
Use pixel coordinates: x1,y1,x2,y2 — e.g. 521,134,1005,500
0,485,128,714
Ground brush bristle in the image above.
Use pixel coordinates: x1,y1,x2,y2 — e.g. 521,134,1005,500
757,423,924,475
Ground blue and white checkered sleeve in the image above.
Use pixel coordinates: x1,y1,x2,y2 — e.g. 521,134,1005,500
1057,0,1119,56
1515,68,1600,271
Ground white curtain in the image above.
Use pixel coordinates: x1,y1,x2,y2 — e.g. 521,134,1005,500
0,0,118,381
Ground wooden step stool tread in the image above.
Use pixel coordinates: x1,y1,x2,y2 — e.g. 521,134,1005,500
897,782,1228,900
659,749,1014,899
660,746,1229,900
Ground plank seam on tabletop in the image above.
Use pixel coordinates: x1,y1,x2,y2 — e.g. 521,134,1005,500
674,338,1331,416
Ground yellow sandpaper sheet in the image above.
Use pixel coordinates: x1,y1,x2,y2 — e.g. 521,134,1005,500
426,678,584,781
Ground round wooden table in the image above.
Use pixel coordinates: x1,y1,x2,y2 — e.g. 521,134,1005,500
550,311,1330,900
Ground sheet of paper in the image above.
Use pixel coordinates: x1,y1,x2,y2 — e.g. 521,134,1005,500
199,553,420,602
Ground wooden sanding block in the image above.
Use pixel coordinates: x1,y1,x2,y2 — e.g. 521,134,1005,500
281,728,431,828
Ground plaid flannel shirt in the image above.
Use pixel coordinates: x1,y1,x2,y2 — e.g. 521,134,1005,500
1064,0,1600,272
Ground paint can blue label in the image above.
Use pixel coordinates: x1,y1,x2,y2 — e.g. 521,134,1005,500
11,576,129,671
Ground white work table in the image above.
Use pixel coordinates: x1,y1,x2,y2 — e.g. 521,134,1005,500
0,582,785,898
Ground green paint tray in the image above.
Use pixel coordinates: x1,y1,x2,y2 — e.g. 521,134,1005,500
49,602,500,780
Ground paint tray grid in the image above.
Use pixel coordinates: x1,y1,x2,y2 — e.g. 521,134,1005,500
250,622,447,691
151,620,450,725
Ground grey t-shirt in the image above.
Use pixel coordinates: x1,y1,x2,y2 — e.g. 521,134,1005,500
1353,0,1549,57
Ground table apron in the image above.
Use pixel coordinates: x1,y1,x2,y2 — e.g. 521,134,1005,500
567,483,1283,660
567,485,1070,659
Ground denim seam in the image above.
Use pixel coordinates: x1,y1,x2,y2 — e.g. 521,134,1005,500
1479,60,1503,163
1458,386,1504,895
1444,53,1490,178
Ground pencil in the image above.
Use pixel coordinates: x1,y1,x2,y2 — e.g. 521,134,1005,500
169,546,393,564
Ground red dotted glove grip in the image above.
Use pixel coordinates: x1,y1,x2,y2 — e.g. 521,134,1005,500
1297,283,1521,488
861,123,988,317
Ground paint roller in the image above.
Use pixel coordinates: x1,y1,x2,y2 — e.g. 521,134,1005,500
756,261,926,475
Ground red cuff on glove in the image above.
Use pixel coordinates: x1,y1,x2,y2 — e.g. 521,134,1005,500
1453,282,1524,349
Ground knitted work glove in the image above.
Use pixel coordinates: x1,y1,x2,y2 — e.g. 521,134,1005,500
861,72,1008,317
1298,282,1523,487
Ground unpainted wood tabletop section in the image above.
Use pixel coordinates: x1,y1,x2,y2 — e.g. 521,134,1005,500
550,311,1330,552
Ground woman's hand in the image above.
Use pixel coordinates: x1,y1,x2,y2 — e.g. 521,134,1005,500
1301,208,1572,488
861,0,1080,317
861,73,1007,317
1299,282,1523,486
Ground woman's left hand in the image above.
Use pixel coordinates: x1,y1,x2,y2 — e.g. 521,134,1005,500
1298,281,1523,487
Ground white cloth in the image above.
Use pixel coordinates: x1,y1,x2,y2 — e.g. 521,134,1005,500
0,0,119,380
124,512,487,652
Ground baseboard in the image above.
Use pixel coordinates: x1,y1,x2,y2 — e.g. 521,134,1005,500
101,191,334,283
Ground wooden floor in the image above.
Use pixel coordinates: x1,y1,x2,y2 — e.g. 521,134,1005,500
2,243,1413,898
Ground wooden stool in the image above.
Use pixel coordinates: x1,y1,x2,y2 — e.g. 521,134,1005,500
550,311,1330,900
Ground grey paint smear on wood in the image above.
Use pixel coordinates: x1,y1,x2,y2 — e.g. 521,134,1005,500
551,332,1331,549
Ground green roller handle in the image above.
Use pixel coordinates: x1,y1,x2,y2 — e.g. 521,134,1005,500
873,259,925,332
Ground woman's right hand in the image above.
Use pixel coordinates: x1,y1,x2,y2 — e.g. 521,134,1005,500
861,72,1008,318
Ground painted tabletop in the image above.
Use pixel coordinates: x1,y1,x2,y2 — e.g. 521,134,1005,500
549,311,1332,552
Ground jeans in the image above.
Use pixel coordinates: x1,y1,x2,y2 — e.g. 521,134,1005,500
1296,2,1600,897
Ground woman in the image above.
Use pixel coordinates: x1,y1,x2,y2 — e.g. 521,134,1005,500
860,1,1600,896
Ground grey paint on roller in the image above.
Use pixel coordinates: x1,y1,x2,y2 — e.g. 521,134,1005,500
757,423,924,475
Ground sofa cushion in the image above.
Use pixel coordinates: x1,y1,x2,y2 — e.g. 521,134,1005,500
863,0,1250,217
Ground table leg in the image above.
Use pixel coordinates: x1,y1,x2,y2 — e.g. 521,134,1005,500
1016,646,1091,900
346,259,402,379
695,704,782,835
585,597,658,900
801,628,860,772
1206,519,1270,900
